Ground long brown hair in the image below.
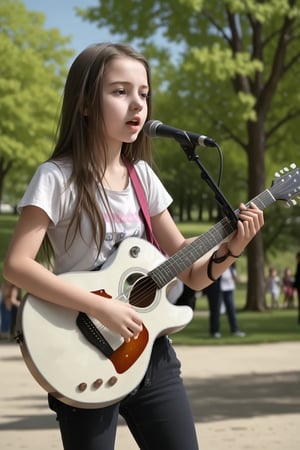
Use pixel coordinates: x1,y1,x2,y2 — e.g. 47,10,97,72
45,43,153,262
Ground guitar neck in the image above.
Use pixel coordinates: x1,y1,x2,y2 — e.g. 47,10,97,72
149,188,276,288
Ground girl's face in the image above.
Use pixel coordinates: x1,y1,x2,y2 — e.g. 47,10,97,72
102,56,149,150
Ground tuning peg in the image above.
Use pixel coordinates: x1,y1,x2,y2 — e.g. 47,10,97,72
274,164,297,178
285,198,298,208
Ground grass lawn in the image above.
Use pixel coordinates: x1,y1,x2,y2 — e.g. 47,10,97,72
171,282,300,345
171,302,300,346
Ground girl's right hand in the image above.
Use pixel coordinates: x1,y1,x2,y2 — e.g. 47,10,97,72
94,298,143,342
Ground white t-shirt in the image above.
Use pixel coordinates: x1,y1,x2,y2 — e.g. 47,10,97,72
19,159,172,274
220,267,237,292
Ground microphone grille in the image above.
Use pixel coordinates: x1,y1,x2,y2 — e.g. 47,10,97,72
143,120,162,138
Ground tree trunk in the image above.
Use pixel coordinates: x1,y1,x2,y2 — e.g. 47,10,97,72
246,234,266,310
197,197,203,222
0,157,13,210
0,159,4,207
244,120,267,310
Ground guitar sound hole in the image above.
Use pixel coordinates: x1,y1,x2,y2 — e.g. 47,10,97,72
128,276,157,308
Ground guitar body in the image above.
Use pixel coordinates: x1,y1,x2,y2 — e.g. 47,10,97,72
17,237,193,409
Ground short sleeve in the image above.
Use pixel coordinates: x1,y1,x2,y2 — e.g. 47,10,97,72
18,161,72,225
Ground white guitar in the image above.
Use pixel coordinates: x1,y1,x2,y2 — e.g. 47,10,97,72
16,166,300,408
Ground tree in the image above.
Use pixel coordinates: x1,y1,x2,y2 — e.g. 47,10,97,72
79,0,300,310
0,0,73,207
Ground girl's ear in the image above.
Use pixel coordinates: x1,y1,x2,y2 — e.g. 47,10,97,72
83,107,88,116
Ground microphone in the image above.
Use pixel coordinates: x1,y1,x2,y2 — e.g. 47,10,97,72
143,120,217,148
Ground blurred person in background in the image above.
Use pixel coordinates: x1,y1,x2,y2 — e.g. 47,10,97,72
265,267,281,309
203,263,245,338
293,252,300,324
0,279,21,340
282,267,295,309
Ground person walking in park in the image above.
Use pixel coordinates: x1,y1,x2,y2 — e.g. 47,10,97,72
293,252,300,324
282,267,295,309
265,266,281,309
203,264,245,338
0,280,21,340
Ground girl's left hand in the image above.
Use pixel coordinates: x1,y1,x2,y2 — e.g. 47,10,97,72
227,202,264,255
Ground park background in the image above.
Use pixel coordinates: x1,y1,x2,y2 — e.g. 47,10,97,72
1,4,300,450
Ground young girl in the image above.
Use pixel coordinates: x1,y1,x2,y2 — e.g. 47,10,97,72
282,267,295,308
4,43,264,450
266,267,281,309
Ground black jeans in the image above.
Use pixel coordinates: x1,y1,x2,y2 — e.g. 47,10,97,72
205,280,221,335
49,336,199,450
221,290,239,333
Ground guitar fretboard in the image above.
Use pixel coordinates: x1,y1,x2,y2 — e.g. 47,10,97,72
148,189,276,288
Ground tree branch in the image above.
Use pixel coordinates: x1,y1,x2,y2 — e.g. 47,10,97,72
225,8,253,95
283,50,300,72
266,108,300,140
201,10,231,44
218,123,248,151
256,14,296,118
225,7,242,52
247,14,264,97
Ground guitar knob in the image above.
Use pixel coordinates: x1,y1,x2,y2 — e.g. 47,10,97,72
78,382,87,392
107,376,118,386
93,378,103,389
130,246,140,258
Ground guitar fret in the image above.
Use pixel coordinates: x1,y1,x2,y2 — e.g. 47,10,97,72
251,190,275,209
149,216,237,288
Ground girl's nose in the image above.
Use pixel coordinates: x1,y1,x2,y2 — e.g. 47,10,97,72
131,101,143,111
130,94,144,111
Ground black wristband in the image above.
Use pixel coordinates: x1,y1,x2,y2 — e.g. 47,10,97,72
207,249,242,282
207,251,219,282
226,249,242,259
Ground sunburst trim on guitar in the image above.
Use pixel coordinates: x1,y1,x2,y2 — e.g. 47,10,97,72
16,165,300,408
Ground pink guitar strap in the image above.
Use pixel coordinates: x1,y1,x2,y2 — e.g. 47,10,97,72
124,159,162,252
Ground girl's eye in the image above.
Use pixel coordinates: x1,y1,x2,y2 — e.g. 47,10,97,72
115,88,126,96
112,88,149,99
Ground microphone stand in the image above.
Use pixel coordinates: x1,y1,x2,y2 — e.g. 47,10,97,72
179,143,238,227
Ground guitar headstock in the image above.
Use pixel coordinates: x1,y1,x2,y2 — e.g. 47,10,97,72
271,164,300,207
